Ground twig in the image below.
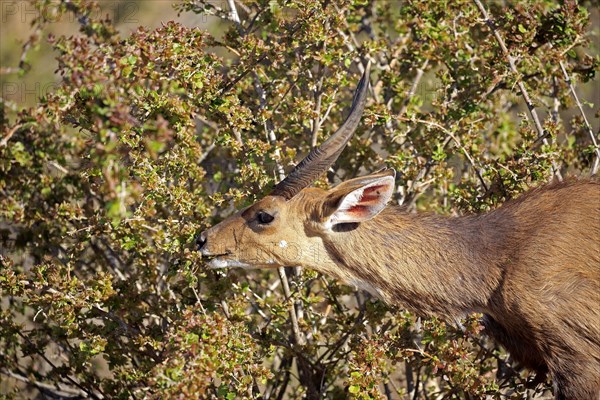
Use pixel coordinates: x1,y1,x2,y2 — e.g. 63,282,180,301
218,6,321,96
274,358,292,400
221,1,247,148
558,60,600,174
551,76,560,124
317,308,366,363
277,267,305,346
89,239,126,281
383,382,394,400
405,361,415,397
399,59,429,117
1,369,88,399
16,331,103,399
400,117,488,192
473,0,562,180
254,74,285,180
198,142,216,164
226,0,242,29
318,89,339,127
220,299,231,318
218,53,269,96
309,37,328,148
0,124,22,147
271,78,299,115
472,0,543,139
244,5,268,35
310,73,325,148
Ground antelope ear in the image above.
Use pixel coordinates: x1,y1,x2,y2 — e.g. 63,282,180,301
322,169,395,227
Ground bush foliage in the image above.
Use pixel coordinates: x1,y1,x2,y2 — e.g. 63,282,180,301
1,0,598,398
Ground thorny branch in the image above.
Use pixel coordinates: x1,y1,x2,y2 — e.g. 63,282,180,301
558,60,600,175
1,368,88,399
473,0,562,181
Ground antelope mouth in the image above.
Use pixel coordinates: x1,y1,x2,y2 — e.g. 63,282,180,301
204,254,282,269
205,254,255,269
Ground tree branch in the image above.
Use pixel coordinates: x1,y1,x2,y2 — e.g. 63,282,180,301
399,59,429,117
558,60,600,175
0,124,22,148
1,369,88,399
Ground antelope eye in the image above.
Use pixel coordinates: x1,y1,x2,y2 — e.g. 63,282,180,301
257,211,275,224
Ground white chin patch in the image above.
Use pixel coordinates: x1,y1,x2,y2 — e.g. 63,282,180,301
208,258,254,269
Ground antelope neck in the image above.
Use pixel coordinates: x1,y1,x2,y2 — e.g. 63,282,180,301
323,206,506,319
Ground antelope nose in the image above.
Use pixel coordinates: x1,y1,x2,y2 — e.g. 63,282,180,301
196,231,207,251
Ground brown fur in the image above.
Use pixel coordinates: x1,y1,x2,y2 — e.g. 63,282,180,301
200,176,600,399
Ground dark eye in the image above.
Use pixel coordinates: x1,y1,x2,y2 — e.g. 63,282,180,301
257,211,274,224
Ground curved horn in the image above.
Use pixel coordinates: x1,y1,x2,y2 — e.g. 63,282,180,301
271,60,371,200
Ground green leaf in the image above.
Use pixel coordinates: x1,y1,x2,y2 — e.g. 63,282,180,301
348,385,360,394
213,171,223,183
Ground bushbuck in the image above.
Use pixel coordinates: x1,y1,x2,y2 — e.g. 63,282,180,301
197,62,600,399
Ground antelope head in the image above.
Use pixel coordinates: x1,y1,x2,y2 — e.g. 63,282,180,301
197,62,395,280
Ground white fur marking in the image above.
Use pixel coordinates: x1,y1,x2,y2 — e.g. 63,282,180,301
208,258,253,269
279,240,288,248
348,278,385,300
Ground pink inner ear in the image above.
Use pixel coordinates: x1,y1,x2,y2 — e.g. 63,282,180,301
346,184,389,217
347,204,369,216
359,184,387,203
330,178,393,225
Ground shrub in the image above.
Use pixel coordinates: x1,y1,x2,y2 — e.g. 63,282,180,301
1,0,597,398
